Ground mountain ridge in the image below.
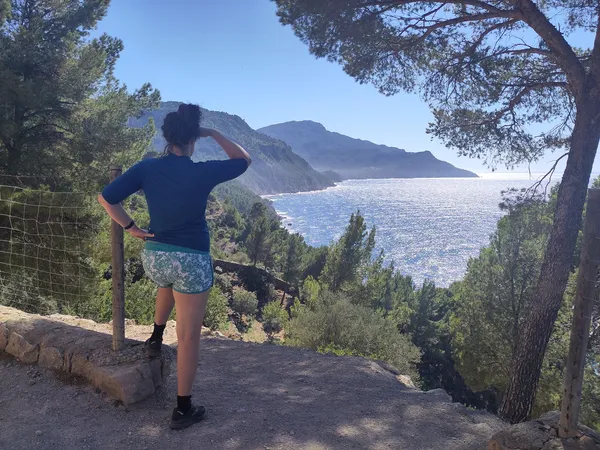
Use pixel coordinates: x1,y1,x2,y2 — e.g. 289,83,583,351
258,121,477,180
129,102,334,195
288,120,407,154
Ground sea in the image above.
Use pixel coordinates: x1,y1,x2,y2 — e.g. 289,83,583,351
265,173,583,287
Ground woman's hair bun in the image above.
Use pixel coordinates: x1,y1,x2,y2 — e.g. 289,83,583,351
161,103,202,152
177,103,201,124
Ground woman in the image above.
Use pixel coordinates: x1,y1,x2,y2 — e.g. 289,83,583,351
98,104,251,430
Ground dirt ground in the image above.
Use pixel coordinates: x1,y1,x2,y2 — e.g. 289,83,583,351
0,322,507,450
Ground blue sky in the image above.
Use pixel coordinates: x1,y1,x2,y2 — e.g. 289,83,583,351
94,0,597,174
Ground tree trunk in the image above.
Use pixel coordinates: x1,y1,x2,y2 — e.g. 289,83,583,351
5,143,20,175
559,189,600,437
499,100,600,423
280,287,287,306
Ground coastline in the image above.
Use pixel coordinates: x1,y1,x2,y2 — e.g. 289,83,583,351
261,182,342,200
261,172,562,199
257,173,600,286
263,175,561,287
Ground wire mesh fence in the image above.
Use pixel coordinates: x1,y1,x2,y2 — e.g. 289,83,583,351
0,181,101,315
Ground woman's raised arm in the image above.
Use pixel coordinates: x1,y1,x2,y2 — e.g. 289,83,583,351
200,127,252,166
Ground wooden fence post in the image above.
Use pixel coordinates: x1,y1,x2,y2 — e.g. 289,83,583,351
559,188,600,437
109,165,125,352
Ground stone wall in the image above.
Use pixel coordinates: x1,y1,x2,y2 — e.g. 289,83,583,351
0,306,171,405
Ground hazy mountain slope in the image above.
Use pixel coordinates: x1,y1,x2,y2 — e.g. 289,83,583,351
258,121,477,179
129,103,334,194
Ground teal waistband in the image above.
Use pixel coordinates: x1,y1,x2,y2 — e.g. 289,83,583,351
144,241,209,255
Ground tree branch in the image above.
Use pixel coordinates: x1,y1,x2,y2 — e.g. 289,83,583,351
509,0,587,94
23,106,71,120
494,82,568,122
397,12,511,42
467,46,557,68
20,122,73,137
527,152,569,197
359,0,517,16
388,7,522,60
504,47,553,58
590,6,600,80
465,19,519,55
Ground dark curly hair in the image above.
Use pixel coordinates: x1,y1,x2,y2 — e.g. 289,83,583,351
161,103,202,154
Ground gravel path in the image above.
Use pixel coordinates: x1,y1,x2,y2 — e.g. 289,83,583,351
0,336,505,450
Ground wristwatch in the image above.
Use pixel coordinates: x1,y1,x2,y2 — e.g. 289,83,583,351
124,220,135,230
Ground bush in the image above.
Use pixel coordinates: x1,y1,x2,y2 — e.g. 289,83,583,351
0,272,59,315
262,301,288,334
266,283,279,303
215,273,232,293
286,292,420,379
231,289,258,317
123,277,158,325
229,251,251,265
300,276,320,308
204,288,229,330
81,270,158,324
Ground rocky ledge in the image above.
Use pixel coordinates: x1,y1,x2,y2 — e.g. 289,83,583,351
488,411,600,450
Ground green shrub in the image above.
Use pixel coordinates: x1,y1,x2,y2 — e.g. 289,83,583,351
285,292,420,379
0,272,59,315
229,251,251,265
300,276,320,308
82,271,158,324
204,288,229,330
262,301,288,334
266,283,279,303
124,277,158,324
290,298,303,319
215,273,232,293
231,289,258,317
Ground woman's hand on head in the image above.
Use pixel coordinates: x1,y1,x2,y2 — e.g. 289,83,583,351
127,225,154,240
199,127,215,138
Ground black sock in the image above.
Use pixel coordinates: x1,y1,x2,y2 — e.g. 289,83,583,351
177,395,192,413
150,323,166,342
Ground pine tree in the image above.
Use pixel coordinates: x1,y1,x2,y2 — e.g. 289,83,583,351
0,0,159,186
321,211,376,291
246,216,271,267
274,0,600,421
283,233,305,285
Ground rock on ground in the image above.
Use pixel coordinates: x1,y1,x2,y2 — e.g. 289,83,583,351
487,411,600,450
0,335,505,450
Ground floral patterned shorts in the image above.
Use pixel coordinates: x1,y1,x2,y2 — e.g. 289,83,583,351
141,242,213,294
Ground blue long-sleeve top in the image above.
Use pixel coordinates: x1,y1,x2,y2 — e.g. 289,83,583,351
102,153,249,252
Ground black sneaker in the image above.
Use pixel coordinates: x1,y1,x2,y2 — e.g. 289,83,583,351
170,405,206,430
145,338,162,358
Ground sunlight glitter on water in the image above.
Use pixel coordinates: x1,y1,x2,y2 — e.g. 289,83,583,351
269,175,563,287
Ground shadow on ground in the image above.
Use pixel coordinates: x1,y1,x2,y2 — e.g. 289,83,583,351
0,337,505,450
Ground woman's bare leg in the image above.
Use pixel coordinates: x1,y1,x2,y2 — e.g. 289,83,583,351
155,287,175,325
173,289,209,396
